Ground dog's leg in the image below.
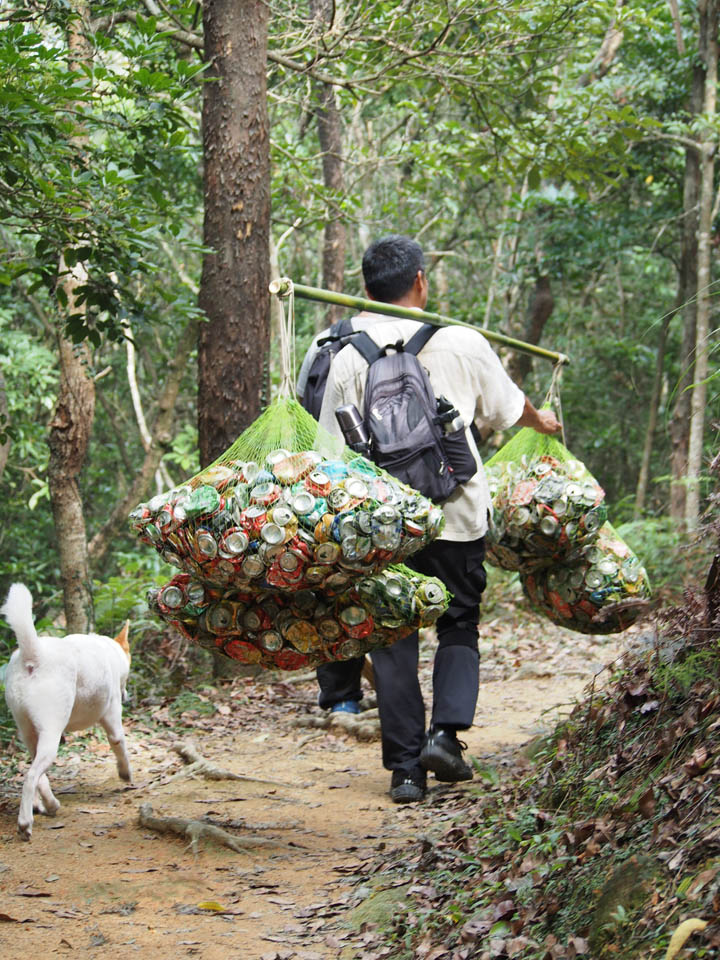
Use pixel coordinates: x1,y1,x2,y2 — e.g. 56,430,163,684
100,703,132,783
18,734,59,840
36,774,60,817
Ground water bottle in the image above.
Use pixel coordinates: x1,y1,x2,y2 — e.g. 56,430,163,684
335,404,371,456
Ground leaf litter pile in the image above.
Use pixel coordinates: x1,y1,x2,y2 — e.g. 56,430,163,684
342,493,720,956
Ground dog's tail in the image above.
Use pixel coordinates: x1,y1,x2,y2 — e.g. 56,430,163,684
1,583,40,665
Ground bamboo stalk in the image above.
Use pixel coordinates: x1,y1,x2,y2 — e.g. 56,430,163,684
269,278,570,365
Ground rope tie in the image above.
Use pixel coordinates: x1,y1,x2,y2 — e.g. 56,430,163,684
276,279,297,399
543,361,566,447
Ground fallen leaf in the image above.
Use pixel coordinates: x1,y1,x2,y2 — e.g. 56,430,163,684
665,918,708,960
637,787,656,819
197,901,226,912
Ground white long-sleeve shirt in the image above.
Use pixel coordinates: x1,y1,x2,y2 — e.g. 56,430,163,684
316,312,525,542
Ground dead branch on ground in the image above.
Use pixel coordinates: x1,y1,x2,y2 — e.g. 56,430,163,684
138,803,286,854
169,740,291,786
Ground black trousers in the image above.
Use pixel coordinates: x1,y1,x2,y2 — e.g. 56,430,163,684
316,537,487,774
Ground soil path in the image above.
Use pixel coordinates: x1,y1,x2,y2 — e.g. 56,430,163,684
0,617,629,960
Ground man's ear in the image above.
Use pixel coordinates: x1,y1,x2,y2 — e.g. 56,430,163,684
365,286,376,301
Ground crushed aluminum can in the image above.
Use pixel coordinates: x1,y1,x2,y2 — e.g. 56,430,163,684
223,637,264,664
260,522,286,546
241,504,267,535
315,616,342,641
250,482,281,506
306,471,332,498
241,555,265,579
259,629,284,652
315,541,341,565
285,620,321,653
219,528,249,558
338,604,374,639
184,485,222,520
205,601,242,635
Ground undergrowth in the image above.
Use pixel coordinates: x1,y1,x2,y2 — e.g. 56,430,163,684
357,480,720,960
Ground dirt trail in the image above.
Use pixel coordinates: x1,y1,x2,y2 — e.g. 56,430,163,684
0,620,628,960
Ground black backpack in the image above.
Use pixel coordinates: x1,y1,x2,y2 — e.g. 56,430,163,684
301,316,357,420
350,324,477,503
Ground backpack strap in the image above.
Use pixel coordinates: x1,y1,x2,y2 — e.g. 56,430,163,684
349,330,386,366
404,323,438,356
350,323,438,366
316,314,356,348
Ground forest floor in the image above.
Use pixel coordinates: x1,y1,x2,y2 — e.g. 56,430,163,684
0,592,637,960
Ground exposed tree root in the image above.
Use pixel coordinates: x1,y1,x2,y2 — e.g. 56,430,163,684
291,708,381,741
138,802,286,854
169,740,290,786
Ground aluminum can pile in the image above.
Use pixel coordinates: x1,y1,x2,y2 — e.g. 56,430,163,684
130,451,444,592
147,564,448,669
133,449,449,669
486,454,607,572
519,522,651,634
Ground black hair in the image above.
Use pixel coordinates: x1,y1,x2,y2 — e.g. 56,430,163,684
362,235,425,302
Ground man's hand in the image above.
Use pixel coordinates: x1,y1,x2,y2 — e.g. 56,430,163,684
534,408,562,434
515,397,562,435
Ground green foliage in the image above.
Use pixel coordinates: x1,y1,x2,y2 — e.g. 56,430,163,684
617,517,713,594
0,6,206,342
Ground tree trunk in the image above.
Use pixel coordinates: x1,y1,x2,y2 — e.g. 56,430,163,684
47,2,95,632
48,319,95,632
311,0,346,330
669,58,704,520
634,312,671,518
197,0,271,467
685,0,718,529
506,275,555,388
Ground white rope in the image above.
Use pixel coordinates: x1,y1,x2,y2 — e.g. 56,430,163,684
543,361,566,447
276,279,297,398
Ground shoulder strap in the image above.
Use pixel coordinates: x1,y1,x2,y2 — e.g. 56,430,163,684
350,322,438,366
404,323,438,356
316,314,357,348
335,315,355,338
350,330,385,366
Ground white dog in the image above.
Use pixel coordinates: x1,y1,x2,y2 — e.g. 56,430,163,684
2,583,132,840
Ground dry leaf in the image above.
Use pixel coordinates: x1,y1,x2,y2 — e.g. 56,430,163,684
665,918,708,960
637,786,656,819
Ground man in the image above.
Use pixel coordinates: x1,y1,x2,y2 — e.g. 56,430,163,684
302,235,561,803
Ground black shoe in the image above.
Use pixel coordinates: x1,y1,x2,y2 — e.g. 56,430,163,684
390,767,426,804
420,729,473,782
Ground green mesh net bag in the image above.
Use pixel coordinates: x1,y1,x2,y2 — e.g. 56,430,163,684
148,563,449,669
131,290,449,668
485,427,607,572
520,522,651,635
131,397,445,589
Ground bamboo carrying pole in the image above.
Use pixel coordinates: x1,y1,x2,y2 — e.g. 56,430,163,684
269,278,570,365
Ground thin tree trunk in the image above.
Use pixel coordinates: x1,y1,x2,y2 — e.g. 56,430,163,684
47,2,95,632
311,0,346,330
686,0,718,529
634,313,671,517
88,319,198,567
0,369,9,483
197,0,271,467
669,56,704,520
506,275,555,388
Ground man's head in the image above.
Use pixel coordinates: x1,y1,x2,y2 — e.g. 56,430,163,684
362,235,427,306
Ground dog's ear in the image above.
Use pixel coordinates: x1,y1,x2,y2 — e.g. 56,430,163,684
114,620,131,660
